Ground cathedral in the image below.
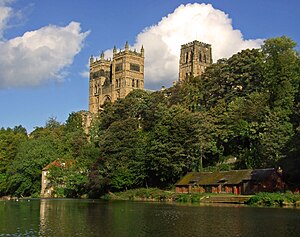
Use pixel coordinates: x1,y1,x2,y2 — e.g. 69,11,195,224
88,40,212,114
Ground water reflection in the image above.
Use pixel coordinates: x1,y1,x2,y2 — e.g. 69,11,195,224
1,199,300,236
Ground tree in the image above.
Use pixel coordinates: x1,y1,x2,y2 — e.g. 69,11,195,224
65,112,84,132
92,117,147,191
262,36,300,114
144,105,219,187
6,136,58,197
0,126,27,196
45,117,61,128
4,112,95,197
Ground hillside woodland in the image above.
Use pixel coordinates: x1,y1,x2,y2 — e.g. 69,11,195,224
1,36,300,198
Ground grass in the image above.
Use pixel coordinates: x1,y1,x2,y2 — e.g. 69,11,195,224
246,192,300,207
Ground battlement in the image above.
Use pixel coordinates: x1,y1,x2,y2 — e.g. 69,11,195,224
113,42,144,58
114,49,143,57
90,56,111,65
181,40,211,49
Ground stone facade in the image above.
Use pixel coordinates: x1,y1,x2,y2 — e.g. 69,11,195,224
40,162,56,198
40,167,50,198
78,110,93,134
89,42,144,113
179,40,212,82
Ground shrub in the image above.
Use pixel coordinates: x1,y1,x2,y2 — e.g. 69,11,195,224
246,192,300,207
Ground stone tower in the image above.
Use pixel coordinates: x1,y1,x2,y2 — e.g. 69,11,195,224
179,40,212,82
89,42,144,113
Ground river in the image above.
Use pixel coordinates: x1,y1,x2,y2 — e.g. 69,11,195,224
0,199,300,236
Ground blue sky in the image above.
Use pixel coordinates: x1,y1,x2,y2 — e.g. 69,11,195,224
0,0,299,133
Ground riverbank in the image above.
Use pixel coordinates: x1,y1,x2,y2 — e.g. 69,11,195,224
246,192,300,207
102,188,300,207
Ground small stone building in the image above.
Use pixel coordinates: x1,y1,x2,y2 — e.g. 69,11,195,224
40,160,74,198
176,168,285,195
41,161,58,198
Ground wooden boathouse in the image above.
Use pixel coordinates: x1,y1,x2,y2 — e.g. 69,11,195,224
175,168,285,195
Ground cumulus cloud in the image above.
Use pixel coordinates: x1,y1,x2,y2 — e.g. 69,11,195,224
0,2,89,89
131,3,264,88
0,1,13,39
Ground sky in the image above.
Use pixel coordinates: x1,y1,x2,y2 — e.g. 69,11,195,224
0,0,299,133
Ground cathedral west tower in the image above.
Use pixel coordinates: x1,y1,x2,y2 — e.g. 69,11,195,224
179,40,212,82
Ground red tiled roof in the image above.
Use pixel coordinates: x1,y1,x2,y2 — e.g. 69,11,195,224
42,160,75,171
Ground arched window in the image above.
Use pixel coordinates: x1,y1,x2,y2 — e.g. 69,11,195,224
186,52,189,63
104,96,111,103
116,79,119,88
136,80,139,88
132,79,135,87
199,53,202,62
204,54,207,63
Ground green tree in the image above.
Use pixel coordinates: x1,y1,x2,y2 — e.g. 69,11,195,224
100,118,147,191
145,105,219,187
0,126,28,195
262,36,300,114
6,136,59,197
5,112,95,197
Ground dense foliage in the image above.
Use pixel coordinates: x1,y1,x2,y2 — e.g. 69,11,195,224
1,36,300,198
0,113,99,197
246,192,300,207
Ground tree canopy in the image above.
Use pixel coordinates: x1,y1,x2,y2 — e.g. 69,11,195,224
1,36,300,197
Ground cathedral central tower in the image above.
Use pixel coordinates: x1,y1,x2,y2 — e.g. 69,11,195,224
89,42,144,113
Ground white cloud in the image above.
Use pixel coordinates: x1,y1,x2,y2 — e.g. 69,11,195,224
0,22,89,88
0,3,12,38
80,69,89,78
0,1,89,89
131,3,264,89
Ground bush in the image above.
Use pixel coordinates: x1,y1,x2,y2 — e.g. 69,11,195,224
174,193,208,203
246,192,300,207
102,188,175,201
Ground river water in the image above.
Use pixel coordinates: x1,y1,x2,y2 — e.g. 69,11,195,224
0,199,300,237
